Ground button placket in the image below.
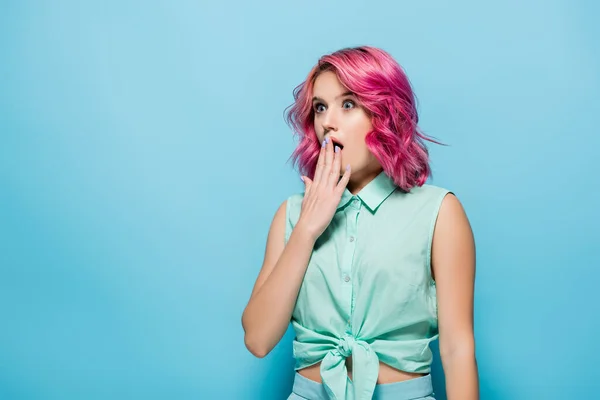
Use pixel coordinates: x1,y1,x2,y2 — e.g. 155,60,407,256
342,199,359,286
342,196,360,333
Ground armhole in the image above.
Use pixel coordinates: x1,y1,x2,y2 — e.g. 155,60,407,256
426,189,454,285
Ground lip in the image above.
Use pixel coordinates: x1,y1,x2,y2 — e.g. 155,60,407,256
330,136,344,149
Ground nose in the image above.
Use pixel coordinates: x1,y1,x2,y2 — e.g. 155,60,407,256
321,108,339,134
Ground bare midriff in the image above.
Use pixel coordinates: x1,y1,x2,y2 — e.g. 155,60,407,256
297,357,426,384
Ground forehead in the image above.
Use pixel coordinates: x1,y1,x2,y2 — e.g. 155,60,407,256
312,71,350,98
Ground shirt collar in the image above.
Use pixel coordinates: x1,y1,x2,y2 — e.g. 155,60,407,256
337,170,398,213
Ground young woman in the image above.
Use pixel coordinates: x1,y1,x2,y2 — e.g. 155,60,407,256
242,46,479,400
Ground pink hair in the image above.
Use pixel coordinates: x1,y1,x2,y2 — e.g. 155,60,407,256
284,46,444,192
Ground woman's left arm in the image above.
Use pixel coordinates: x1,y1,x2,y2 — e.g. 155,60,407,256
432,193,479,400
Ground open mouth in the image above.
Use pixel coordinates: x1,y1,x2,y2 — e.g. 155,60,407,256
331,138,344,150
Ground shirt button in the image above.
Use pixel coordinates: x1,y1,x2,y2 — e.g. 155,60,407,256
344,275,350,282
349,236,355,242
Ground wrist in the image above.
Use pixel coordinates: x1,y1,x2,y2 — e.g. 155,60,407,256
293,219,320,244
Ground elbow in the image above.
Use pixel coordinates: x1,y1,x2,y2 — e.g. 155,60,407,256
241,316,271,358
241,308,276,358
440,336,476,361
244,333,271,358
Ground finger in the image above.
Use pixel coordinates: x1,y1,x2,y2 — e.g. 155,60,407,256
321,137,334,186
328,145,342,188
335,164,352,196
313,138,326,184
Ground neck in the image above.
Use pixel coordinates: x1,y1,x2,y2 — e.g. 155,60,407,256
346,167,383,195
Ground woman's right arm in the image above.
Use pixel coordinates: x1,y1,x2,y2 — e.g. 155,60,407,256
241,137,350,358
241,200,316,358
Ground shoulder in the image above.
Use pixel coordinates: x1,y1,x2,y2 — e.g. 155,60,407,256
428,186,472,243
273,191,305,219
282,192,305,243
285,192,306,212
269,192,304,228
396,183,454,209
287,192,305,203
414,184,467,221
437,191,469,228
415,184,466,217
409,183,453,198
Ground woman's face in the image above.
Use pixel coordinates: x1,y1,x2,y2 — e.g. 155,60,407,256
312,71,382,184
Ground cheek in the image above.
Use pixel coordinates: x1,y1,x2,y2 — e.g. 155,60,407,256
344,138,370,163
346,134,375,164
313,124,324,141
347,119,372,149
348,111,372,134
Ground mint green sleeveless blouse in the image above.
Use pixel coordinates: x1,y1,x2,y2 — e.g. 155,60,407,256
284,171,451,400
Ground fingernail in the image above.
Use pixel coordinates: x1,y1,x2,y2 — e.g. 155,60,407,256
346,164,350,171
300,176,305,182
325,137,329,144
335,146,340,153
322,139,326,148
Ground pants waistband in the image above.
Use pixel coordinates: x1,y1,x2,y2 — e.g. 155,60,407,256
291,372,434,400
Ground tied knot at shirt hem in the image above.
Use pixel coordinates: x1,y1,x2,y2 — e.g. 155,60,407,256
336,335,356,358
320,334,380,400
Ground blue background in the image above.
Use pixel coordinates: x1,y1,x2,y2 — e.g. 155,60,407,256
1,1,598,399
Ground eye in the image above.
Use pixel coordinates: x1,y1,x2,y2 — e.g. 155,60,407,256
314,103,326,113
342,99,356,109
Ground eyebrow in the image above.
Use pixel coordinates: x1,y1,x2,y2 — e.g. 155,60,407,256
312,91,354,103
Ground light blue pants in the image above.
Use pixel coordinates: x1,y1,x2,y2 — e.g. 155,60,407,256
287,372,435,400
